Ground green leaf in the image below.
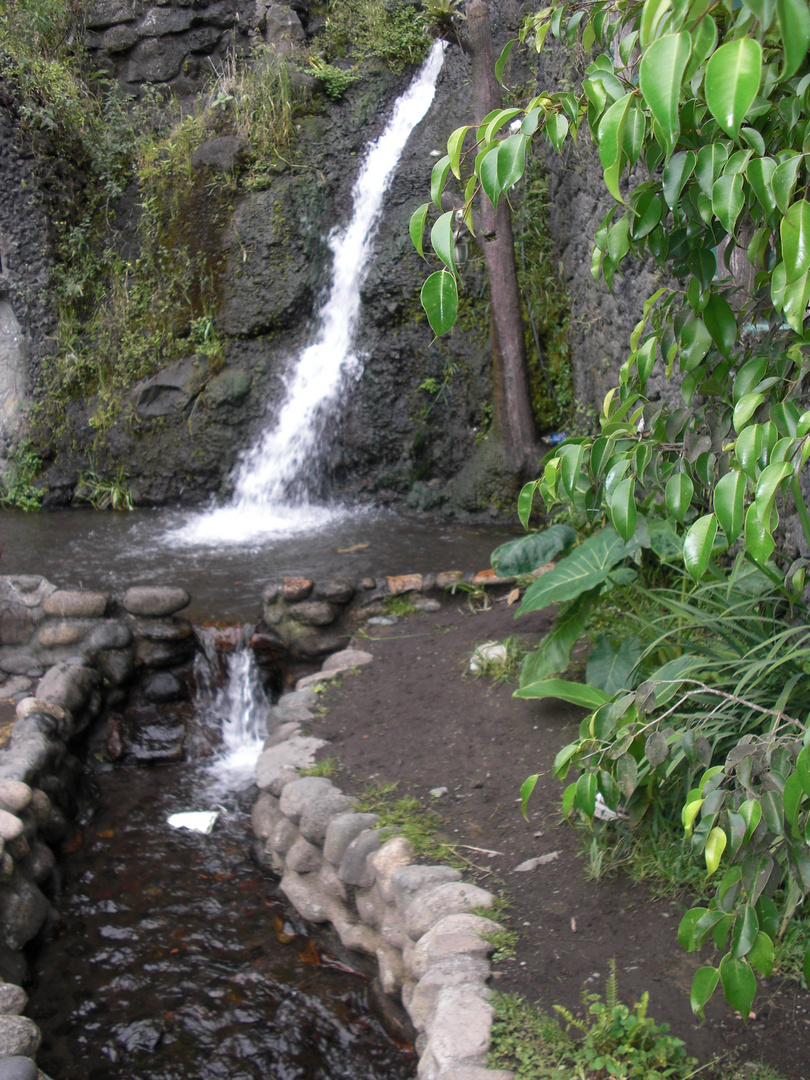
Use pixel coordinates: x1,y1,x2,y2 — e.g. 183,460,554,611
777,0,810,79
781,200,810,285
420,270,458,337
666,472,694,521
430,211,457,274
797,746,810,797
736,424,764,479
755,461,792,524
546,113,570,151
714,471,746,544
719,955,757,1018
696,143,730,198
704,294,737,357
497,134,528,192
430,155,451,208
684,513,718,580
520,773,539,820
746,157,777,214
608,475,637,541
731,904,759,959
641,0,674,46
733,355,768,404
518,528,636,613
586,634,641,695
483,107,523,145
663,150,696,208
492,524,577,576
479,147,502,209
680,318,712,371
773,155,802,215
685,13,717,82
679,907,705,951
639,33,692,157
517,481,537,529
745,501,776,563
691,966,720,1017
734,392,765,432
522,588,603,685
748,932,774,977
409,203,429,258
712,173,744,234
495,39,516,88
741,0,777,30
576,771,597,817
616,752,639,798
704,39,762,139
447,126,469,180
598,94,633,202
514,678,610,708
705,824,727,875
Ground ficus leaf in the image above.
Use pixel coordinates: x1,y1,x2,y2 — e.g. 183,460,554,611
430,155,451,208
781,200,810,285
666,472,694,521
663,150,696,209
497,133,528,192
430,211,456,274
598,94,633,202
719,955,757,1018
447,126,469,180
639,33,693,157
690,966,720,1017
704,38,762,138
776,0,810,80
684,513,718,580
714,470,746,544
409,203,429,258
420,270,458,338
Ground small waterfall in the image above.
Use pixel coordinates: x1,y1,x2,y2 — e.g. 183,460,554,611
175,42,445,546
194,629,272,787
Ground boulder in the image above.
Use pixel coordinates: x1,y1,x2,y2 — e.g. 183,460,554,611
122,587,190,617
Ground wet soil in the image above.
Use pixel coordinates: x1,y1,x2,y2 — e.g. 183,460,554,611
311,598,810,1080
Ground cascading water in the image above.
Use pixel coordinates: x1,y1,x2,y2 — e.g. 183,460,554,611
175,42,445,545
193,630,272,790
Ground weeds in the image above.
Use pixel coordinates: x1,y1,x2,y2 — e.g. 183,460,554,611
470,636,527,683
489,964,700,1080
384,594,417,617
354,781,462,866
299,757,338,778
0,442,43,511
75,466,134,510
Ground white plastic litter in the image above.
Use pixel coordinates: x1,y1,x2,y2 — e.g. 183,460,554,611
469,642,508,672
593,793,628,821
167,811,219,834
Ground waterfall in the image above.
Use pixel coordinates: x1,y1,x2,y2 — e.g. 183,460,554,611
194,631,272,787
175,42,445,546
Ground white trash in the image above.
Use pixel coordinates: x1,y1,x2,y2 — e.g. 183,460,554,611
469,641,508,672
167,811,219,834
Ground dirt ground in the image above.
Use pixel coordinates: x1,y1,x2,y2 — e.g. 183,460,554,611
307,596,810,1080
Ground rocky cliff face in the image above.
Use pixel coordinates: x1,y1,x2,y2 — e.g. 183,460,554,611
0,0,653,515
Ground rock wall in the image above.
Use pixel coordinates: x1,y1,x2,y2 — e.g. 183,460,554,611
1,0,653,512
250,671,513,1080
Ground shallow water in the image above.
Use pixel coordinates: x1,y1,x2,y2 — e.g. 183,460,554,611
26,763,415,1080
0,507,518,620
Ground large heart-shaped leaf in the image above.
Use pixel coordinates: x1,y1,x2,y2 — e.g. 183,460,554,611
492,524,577,576
586,634,642,695
518,528,635,613
514,678,610,708
521,588,602,685
705,39,762,138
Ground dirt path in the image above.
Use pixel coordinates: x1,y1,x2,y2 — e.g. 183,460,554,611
308,598,810,1080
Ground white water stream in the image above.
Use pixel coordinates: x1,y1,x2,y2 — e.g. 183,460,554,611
174,43,445,546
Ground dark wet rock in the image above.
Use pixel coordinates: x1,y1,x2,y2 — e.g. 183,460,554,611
125,720,185,763
94,648,135,686
286,601,338,627
314,580,355,604
122,587,190,617
138,6,193,35
22,840,55,887
191,135,249,172
0,1055,39,1080
135,638,195,669
133,616,194,642
86,620,133,651
0,876,50,950
87,0,142,29
126,35,186,82
142,671,187,704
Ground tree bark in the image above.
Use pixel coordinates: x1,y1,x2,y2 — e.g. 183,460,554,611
464,0,536,462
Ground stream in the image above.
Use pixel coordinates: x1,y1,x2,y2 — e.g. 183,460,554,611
25,763,415,1080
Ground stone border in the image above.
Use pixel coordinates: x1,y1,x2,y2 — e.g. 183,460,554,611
249,648,516,1080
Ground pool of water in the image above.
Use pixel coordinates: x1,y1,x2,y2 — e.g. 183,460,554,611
26,762,415,1080
0,507,519,621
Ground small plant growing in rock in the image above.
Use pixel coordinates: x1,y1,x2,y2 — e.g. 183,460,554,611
299,757,338,778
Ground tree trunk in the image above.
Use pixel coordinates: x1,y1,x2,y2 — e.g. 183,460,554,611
464,0,536,463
